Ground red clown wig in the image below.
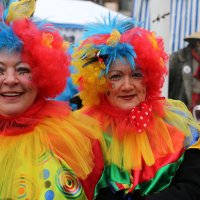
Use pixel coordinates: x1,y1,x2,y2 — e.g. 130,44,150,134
72,16,168,106
12,18,70,98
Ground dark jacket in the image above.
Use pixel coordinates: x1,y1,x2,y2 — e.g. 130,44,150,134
96,149,200,200
169,46,193,108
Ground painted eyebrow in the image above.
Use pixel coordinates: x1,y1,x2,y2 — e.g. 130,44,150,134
108,70,123,73
0,60,23,66
15,61,26,67
0,61,7,65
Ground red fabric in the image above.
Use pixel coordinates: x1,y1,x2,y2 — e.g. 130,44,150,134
86,96,165,137
191,93,200,110
0,97,70,136
132,148,185,190
191,49,200,109
130,102,153,133
192,49,200,80
80,140,104,200
129,97,165,133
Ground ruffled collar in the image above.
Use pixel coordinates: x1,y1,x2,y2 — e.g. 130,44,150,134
83,97,187,170
85,96,165,138
0,97,70,136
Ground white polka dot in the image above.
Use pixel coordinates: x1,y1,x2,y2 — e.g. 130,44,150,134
140,116,143,120
145,112,148,115
144,124,147,127
137,122,140,126
149,108,152,111
132,115,136,119
138,129,142,132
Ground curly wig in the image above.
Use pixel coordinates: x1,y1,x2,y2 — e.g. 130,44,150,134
72,16,168,106
0,18,70,98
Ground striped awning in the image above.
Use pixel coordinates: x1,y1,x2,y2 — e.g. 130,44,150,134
132,0,200,52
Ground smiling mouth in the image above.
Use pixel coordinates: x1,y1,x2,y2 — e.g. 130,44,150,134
119,95,136,100
1,92,24,97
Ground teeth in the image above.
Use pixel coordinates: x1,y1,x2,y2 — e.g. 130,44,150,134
2,93,21,97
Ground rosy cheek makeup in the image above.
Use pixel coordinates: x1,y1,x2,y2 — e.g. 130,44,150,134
17,74,34,90
18,74,32,83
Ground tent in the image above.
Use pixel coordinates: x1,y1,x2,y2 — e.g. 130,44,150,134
34,0,129,29
34,0,130,43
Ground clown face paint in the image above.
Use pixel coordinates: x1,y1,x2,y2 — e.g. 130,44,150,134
0,50,38,117
106,59,146,111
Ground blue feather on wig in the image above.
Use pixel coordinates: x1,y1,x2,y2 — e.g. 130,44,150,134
80,15,140,76
0,22,22,51
83,14,141,38
97,42,137,75
0,0,25,52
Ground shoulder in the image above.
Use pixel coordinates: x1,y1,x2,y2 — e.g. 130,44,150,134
170,46,191,61
164,99,200,146
165,99,190,115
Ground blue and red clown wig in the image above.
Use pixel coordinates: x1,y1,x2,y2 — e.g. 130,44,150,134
0,18,70,98
72,16,168,106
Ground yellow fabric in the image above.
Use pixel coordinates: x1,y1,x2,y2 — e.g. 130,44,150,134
189,138,200,149
72,46,108,107
164,99,200,141
6,0,36,22
0,112,102,199
82,99,200,171
106,29,121,46
106,114,186,170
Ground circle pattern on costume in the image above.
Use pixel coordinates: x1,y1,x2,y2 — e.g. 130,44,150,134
55,167,82,199
45,190,55,200
38,150,53,165
13,175,37,199
42,169,50,180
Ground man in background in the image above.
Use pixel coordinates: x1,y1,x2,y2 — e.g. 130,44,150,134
169,31,200,111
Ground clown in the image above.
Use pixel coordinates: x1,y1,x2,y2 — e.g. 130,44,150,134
72,16,200,200
0,1,104,199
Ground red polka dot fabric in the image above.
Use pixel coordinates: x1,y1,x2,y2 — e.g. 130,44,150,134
130,102,153,133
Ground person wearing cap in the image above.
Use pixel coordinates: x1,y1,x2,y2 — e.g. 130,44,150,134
72,16,200,200
169,31,200,110
0,1,104,199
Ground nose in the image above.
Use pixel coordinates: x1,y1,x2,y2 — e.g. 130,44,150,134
3,70,19,86
122,76,134,91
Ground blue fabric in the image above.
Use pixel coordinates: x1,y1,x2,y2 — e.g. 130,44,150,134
54,65,79,110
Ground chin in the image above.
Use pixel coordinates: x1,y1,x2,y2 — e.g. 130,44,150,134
117,105,134,111
121,102,140,110
0,108,26,117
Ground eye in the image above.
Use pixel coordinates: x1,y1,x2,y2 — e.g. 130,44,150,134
16,63,31,75
0,66,5,75
109,74,122,81
17,67,31,75
131,71,143,78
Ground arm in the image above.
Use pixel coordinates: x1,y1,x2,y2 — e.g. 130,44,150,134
168,52,182,99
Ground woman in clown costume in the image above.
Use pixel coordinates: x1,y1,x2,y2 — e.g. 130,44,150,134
72,16,200,200
0,1,104,200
